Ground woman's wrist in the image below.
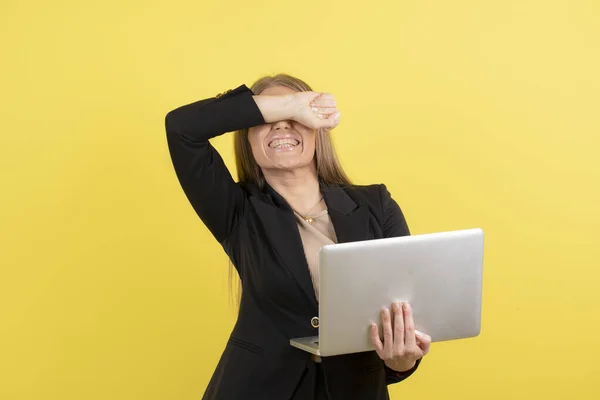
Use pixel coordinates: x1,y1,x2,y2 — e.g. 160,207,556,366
252,94,298,124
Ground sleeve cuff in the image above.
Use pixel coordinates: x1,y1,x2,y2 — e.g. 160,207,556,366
385,358,422,385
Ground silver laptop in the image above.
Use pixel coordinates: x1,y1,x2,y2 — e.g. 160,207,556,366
290,228,484,357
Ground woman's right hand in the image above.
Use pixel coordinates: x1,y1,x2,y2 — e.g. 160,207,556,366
291,92,341,130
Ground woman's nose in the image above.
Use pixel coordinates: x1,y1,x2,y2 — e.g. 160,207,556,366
273,120,291,130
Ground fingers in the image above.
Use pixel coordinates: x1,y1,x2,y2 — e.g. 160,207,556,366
415,330,432,355
370,323,384,357
403,303,417,349
310,93,339,127
381,307,394,358
311,106,338,118
373,303,431,365
310,93,336,108
392,303,404,355
325,112,341,128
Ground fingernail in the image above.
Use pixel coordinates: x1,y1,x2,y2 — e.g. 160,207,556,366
404,303,410,311
415,330,424,337
312,107,318,113
334,112,341,120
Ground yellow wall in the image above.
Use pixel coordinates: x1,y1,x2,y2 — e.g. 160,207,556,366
1,0,599,398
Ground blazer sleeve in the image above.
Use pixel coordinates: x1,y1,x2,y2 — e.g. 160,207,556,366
165,85,265,243
379,183,422,384
380,183,410,238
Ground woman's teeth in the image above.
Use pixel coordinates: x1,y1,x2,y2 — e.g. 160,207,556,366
269,139,300,149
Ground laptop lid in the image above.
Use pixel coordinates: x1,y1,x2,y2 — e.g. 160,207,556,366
317,228,484,357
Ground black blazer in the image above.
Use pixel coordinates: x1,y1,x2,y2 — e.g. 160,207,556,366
165,85,421,400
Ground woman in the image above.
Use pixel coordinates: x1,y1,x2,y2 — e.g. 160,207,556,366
165,74,431,400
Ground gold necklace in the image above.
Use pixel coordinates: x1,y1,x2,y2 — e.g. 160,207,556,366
291,196,324,224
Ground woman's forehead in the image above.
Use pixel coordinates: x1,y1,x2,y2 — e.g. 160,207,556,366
260,85,296,96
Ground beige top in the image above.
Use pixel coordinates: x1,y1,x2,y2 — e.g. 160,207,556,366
293,208,338,301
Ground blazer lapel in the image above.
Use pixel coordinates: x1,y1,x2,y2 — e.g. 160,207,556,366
247,183,372,308
321,183,371,244
250,187,318,307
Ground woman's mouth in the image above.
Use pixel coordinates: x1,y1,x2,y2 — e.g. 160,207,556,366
269,138,300,149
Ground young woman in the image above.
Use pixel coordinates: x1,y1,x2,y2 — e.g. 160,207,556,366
165,74,431,399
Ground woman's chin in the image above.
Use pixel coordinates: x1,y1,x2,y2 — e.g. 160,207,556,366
276,161,304,171
266,158,312,172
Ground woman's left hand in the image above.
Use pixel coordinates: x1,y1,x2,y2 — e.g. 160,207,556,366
370,302,432,372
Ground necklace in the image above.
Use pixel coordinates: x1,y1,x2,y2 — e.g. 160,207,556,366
291,196,324,224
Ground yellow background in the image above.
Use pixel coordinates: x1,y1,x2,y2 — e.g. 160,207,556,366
1,0,599,398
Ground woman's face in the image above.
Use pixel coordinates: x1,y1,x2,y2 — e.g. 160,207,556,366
248,85,317,173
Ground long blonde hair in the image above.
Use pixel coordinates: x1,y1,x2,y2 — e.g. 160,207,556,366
229,73,352,306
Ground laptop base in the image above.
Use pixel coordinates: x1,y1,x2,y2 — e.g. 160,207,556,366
289,336,321,355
